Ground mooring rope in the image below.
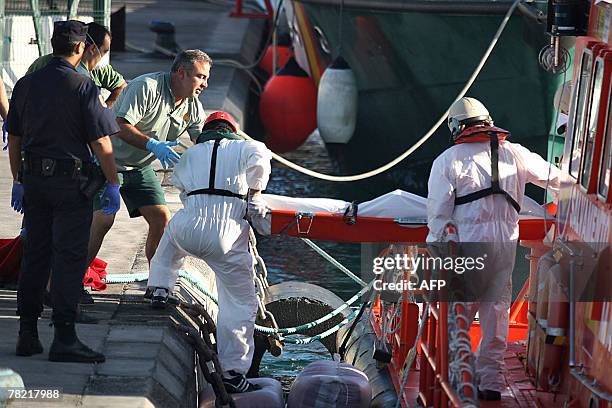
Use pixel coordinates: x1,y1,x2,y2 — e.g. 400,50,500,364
258,280,373,334
300,238,367,287
237,0,522,182
105,269,368,335
271,309,359,344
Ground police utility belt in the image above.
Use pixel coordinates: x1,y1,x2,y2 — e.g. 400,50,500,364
186,139,247,201
21,152,106,199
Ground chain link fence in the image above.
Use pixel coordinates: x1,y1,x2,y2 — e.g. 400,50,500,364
0,0,111,95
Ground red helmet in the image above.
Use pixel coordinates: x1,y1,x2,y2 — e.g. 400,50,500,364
203,111,238,132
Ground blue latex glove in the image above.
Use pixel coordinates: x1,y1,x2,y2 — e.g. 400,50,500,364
146,139,180,169
11,181,24,213
100,183,121,215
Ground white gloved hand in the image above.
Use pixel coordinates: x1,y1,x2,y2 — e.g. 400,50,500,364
248,193,268,218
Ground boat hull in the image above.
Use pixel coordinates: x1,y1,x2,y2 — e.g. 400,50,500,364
286,1,567,198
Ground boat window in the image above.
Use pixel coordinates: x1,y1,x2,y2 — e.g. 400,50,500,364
599,85,612,199
580,60,604,190
570,52,593,179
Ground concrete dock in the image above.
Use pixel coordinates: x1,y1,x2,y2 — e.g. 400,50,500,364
0,1,266,406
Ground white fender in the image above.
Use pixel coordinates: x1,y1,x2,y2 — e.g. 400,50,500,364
317,57,358,144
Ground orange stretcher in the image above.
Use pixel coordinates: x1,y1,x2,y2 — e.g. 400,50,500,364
269,210,555,243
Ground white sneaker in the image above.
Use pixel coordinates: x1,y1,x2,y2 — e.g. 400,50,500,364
222,370,261,393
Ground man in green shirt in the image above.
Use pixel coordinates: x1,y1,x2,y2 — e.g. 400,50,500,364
27,22,126,107
88,49,210,270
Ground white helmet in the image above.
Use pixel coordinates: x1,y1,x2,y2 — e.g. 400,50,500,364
447,97,492,139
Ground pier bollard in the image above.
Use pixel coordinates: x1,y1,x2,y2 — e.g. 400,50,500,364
149,21,180,55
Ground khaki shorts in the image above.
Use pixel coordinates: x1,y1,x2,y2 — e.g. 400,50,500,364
93,165,166,218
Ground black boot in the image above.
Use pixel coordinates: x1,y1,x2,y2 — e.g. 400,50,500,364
79,288,95,305
478,389,501,401
48,322,105,363
16,318,44,356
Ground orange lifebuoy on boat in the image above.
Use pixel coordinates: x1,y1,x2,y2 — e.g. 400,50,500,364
259,45,293,75
259,58,317,153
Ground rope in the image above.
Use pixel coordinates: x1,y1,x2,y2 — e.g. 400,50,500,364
237,0,521,182
258,280,374,334
105,227,367,340
105,272,149,282
249,229,272,321
106,270,219,302
383,301,402,336
301,238,367,287
218,61,264,94
105,269,369,335
175,262,360,342
249,229,269,285
542,66,568,240
338,286,375,356
177,270,220,305
272,309,358,344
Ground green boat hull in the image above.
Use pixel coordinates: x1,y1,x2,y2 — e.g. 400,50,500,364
289,1,568,199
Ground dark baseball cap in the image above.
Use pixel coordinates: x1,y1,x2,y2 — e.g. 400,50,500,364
52,20,88,43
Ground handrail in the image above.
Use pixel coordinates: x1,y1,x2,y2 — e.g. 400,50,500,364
555,238,581,367
570,368,612,402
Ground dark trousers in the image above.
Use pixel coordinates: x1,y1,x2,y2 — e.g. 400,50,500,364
17,174,93,323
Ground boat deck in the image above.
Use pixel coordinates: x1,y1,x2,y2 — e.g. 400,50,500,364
481,343,538,408
402,343,542,407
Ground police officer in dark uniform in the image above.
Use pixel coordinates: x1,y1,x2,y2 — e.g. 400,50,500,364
7,20,121,363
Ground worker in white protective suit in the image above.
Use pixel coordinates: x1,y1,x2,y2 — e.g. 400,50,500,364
146,111,271,393
426,97,561,401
